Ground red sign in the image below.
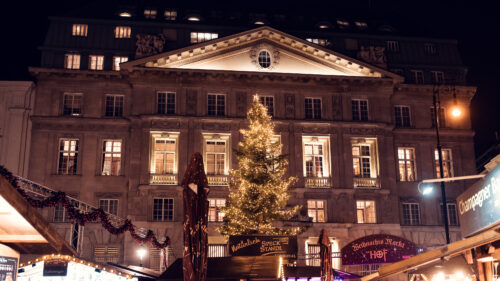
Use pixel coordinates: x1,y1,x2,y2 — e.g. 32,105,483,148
341,234,416,265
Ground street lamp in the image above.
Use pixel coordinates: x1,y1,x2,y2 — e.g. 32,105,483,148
137,247,147,267
431,85,462,244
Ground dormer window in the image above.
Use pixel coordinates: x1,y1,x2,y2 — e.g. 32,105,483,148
258,50,271,68
164,10,177,20
354,21,368,29
337,20,350,29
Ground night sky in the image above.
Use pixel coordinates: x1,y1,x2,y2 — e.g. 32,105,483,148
1,0,498,164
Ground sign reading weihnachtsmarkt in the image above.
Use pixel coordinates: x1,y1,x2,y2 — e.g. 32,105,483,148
229,235,297,259
457,164,500,237
341,234,416,265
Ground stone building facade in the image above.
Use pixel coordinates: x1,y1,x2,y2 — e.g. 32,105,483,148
27,5,476,277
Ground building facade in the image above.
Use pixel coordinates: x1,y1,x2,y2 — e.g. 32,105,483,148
26,5,476,277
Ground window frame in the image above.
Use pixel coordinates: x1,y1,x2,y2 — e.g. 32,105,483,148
190,32,218,44
351,99,369,121
424,43,437,55
144,9,157,19
208,198,226,222
62,92,83,116
386,40,400,52
305,97,322,120
351,138,379,180
307,200,326,223
57,138,79,175
401,202,420,225
152,197,174,222
114,26,131,38
72,24,88,37
104,94,124,117
89,55,104,70
101,139,122,176
164,10,177,20
430,106,446,128
150,132,179,175
112,56,128,71
203,134,231,176
207,93,226,116
99,198,119,216
64,53,81,69
259,95,274,117
157,92,176,115
356,200,376,223
411,70,425,84
302,136,331,178
397,147,417,182
394,105,411,128
434,148,454,178
440,202,459,226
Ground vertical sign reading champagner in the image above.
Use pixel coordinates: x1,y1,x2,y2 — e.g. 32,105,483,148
341,234,416,265
229,236,297,259
457,164,500,237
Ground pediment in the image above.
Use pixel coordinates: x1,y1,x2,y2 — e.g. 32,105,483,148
122,27,401,79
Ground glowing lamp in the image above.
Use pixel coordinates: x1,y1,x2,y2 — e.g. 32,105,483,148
187,16,200,22
254,21,265,25
422,185,433,196
137,248,147,266
319,24,329,29
451,107,462,118
119,12,132,18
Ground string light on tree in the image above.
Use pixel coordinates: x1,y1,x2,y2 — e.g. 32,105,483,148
218,95,302,236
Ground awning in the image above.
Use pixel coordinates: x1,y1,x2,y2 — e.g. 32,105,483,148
361,226,500,281
158,256,282,280
0,176,76,256
410,255,474,277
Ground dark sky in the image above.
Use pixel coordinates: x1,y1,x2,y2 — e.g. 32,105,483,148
1,0,498,163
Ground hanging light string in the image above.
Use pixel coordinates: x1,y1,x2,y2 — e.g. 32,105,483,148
0,165,170,249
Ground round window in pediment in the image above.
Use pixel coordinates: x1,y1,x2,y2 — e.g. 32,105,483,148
258,50,271,68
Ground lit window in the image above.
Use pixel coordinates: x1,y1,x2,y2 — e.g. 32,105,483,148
258,50,271,68
411,70,424,84
356,200,376,223
394,105,411,127
112,56,128,71
144,9,157,19
386,41,400,52
424,43,437,55
337,20,350,28
164,10,177,20
72,24,88,37
208,199,226,222
207,94,225,116
307,200,326,222
153,198,174,221
431,71,445,84
305,98,321,119
259,96,274,117
63,93,82,116
115,26,131,38
58,138,79,175
430,106,446,128
99,199,118,215
306,239,340,268
64,53,80,69
94,246,120,264
89,55,104,70
440,203,459,226
302,136,330,179
398,148,416,182
208,244,226,257
306,38,330,47
435,148,453,178
402,202,420,225
105,95,124,117
102,140,122,176
190,32,218,44
205,140,226,175
352,138,379,187
352,99,368,121
150,133,178,176
354,21,368,29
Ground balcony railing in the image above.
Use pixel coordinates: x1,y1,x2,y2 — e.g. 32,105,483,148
150,174,178,185
353,177,380,188
305,177,331,188
207,175,229,186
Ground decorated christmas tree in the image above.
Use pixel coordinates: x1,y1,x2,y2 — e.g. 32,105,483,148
218,95,301,236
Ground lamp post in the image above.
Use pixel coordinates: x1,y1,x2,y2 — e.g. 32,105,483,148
432,85,462,244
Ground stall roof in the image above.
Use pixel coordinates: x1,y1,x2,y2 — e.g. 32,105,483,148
158,256,282,280
361,226,500,281
0,176,76,256
284,266,361,279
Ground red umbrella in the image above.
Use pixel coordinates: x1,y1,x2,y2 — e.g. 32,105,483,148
182,153,210,281
319,229,333,281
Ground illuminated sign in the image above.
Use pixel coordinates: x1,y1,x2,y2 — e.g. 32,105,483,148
0,256,18,281
229,235,297,259
457,164,500,237
341,234,416,265
43,258,68,276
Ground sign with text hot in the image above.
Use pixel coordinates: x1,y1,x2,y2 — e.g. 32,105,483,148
457,164,500,237
229,235,297,259
341,234,416,265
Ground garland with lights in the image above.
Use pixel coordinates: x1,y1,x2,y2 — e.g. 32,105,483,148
0,165,170,249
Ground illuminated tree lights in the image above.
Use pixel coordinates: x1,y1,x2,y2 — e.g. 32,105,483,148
218,95,302,236
0,165,170,249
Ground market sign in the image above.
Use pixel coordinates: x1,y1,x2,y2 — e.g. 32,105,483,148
43,258,68,276
457,164,500,237
0,256,18,281
341,234,416,265
229,235,297,259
